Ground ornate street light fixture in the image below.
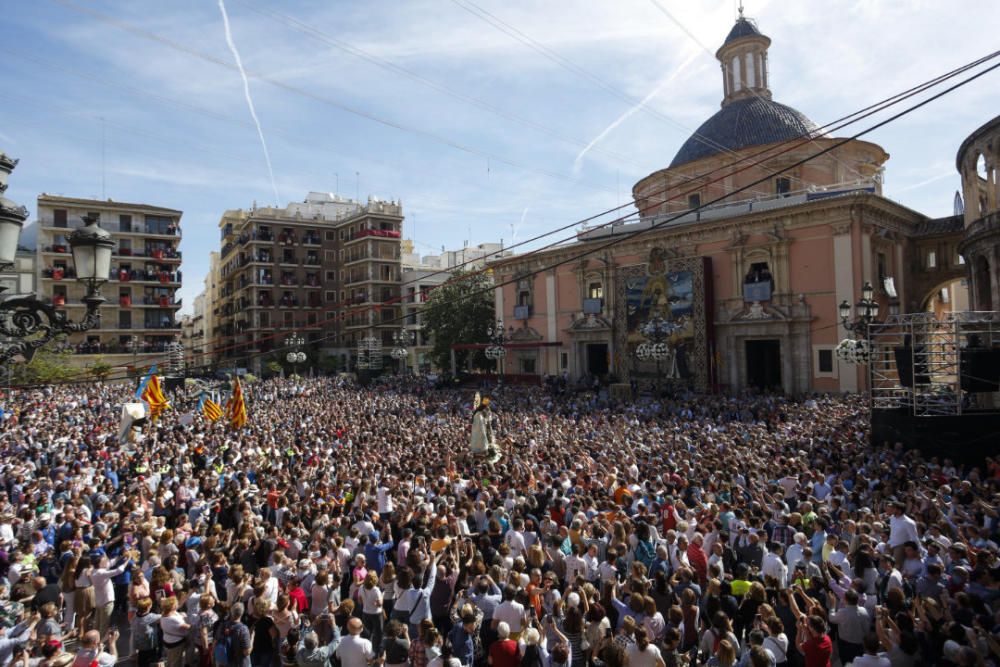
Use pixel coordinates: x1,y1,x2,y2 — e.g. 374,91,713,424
0,153,113,364
285,333,306,375
485,318,508,384
837,281,883,366
391,329,415,374
839,281,880,335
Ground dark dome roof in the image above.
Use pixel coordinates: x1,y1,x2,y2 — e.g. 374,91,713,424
723,17,762,45
669,97,818,168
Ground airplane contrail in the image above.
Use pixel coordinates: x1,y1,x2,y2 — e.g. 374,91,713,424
218,0,280,204
572,51,700,175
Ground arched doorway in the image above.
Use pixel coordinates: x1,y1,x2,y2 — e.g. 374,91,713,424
976,255,993,310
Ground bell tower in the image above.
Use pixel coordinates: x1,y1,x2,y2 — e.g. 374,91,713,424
716,6,772,107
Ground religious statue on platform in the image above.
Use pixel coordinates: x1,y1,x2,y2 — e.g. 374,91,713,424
469,392,499,461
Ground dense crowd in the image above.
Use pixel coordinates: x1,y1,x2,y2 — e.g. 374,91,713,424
0,376,997,667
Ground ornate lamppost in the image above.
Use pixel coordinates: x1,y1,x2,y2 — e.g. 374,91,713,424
0,153,114,364
485,318,508,384
391,329,414,375
635,313,683,392
837,281,882,366
285,333,306,376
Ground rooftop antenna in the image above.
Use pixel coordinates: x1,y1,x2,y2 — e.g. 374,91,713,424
334,172,339,196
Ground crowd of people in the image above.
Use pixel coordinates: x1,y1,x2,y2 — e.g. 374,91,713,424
0,375,997,667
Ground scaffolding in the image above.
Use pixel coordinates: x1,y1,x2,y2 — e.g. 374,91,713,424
868,311,1000,416
355,336,383,371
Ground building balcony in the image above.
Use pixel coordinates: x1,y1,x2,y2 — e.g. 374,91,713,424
41,221,180,238
348,228,401,242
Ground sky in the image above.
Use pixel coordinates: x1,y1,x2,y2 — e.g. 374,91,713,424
2,0,999,313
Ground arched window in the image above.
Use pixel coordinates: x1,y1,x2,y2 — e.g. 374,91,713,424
745,52,756,88
732,56,741,91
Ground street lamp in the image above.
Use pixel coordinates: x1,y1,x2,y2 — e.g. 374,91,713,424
0,153,113,363
838,281,883,366
635,313,683,392
391,329,414,374
285,333,306,376
485,318,508,384
839,281,881,335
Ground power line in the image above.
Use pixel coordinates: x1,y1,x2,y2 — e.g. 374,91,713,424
233,0,648,171
36,53,1000,387
5,52,600,220
449,0,819,194
86,50,1000,374
48,0,617,195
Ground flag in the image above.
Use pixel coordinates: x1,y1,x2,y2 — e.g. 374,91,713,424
136,365,169,420
225,377,248,430
198,393,223,422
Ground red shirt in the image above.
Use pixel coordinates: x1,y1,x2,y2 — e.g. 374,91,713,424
802,634,832,667
489,639,519,667
288,586,308,613
686,543,708,585
661,505,677,533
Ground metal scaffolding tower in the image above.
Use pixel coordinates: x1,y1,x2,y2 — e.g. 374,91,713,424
868,311,1000,416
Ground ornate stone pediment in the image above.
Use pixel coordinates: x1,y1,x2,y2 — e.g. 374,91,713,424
568,314,613,332
722,301,789,322
509,325,543,342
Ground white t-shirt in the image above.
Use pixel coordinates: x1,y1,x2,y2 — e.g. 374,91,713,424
336,634,374,667
626,643,663,667
358,585,383,615
494,600,525,632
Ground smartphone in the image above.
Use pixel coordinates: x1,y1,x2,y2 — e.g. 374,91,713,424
605,628,613,639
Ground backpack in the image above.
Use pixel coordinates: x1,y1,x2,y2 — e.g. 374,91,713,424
214,622,236,666
635,540,655,569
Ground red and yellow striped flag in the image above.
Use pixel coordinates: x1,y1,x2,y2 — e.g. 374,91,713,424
202,398,223,421
141,372,170,421
225,377,248,430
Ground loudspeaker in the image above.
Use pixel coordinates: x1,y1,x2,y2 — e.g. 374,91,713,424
894,347,929,387
960,347,1000,392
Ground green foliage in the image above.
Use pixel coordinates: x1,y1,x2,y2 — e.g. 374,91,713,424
243,373,258,383
265,360,284,376
421,269,495,372
87,357,114,381
9,343,78,385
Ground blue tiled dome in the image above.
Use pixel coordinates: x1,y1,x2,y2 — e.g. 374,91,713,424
669,97,818,168
723,17,762,45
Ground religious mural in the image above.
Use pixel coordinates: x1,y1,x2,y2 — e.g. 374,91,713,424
615,249,711,391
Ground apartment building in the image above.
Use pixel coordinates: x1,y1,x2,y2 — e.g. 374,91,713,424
35,195,182,361
212,192,402,373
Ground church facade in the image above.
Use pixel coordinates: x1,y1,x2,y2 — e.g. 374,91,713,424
490,13,980,394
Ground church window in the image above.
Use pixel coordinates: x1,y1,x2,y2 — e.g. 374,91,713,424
745,52,755,88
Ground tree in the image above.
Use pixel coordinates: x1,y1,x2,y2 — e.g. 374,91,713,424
87,357,114,382
421,269,495,372
9,342,78,385
265,360,284,377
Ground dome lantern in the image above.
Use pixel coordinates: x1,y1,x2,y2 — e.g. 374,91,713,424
716,6,772,107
